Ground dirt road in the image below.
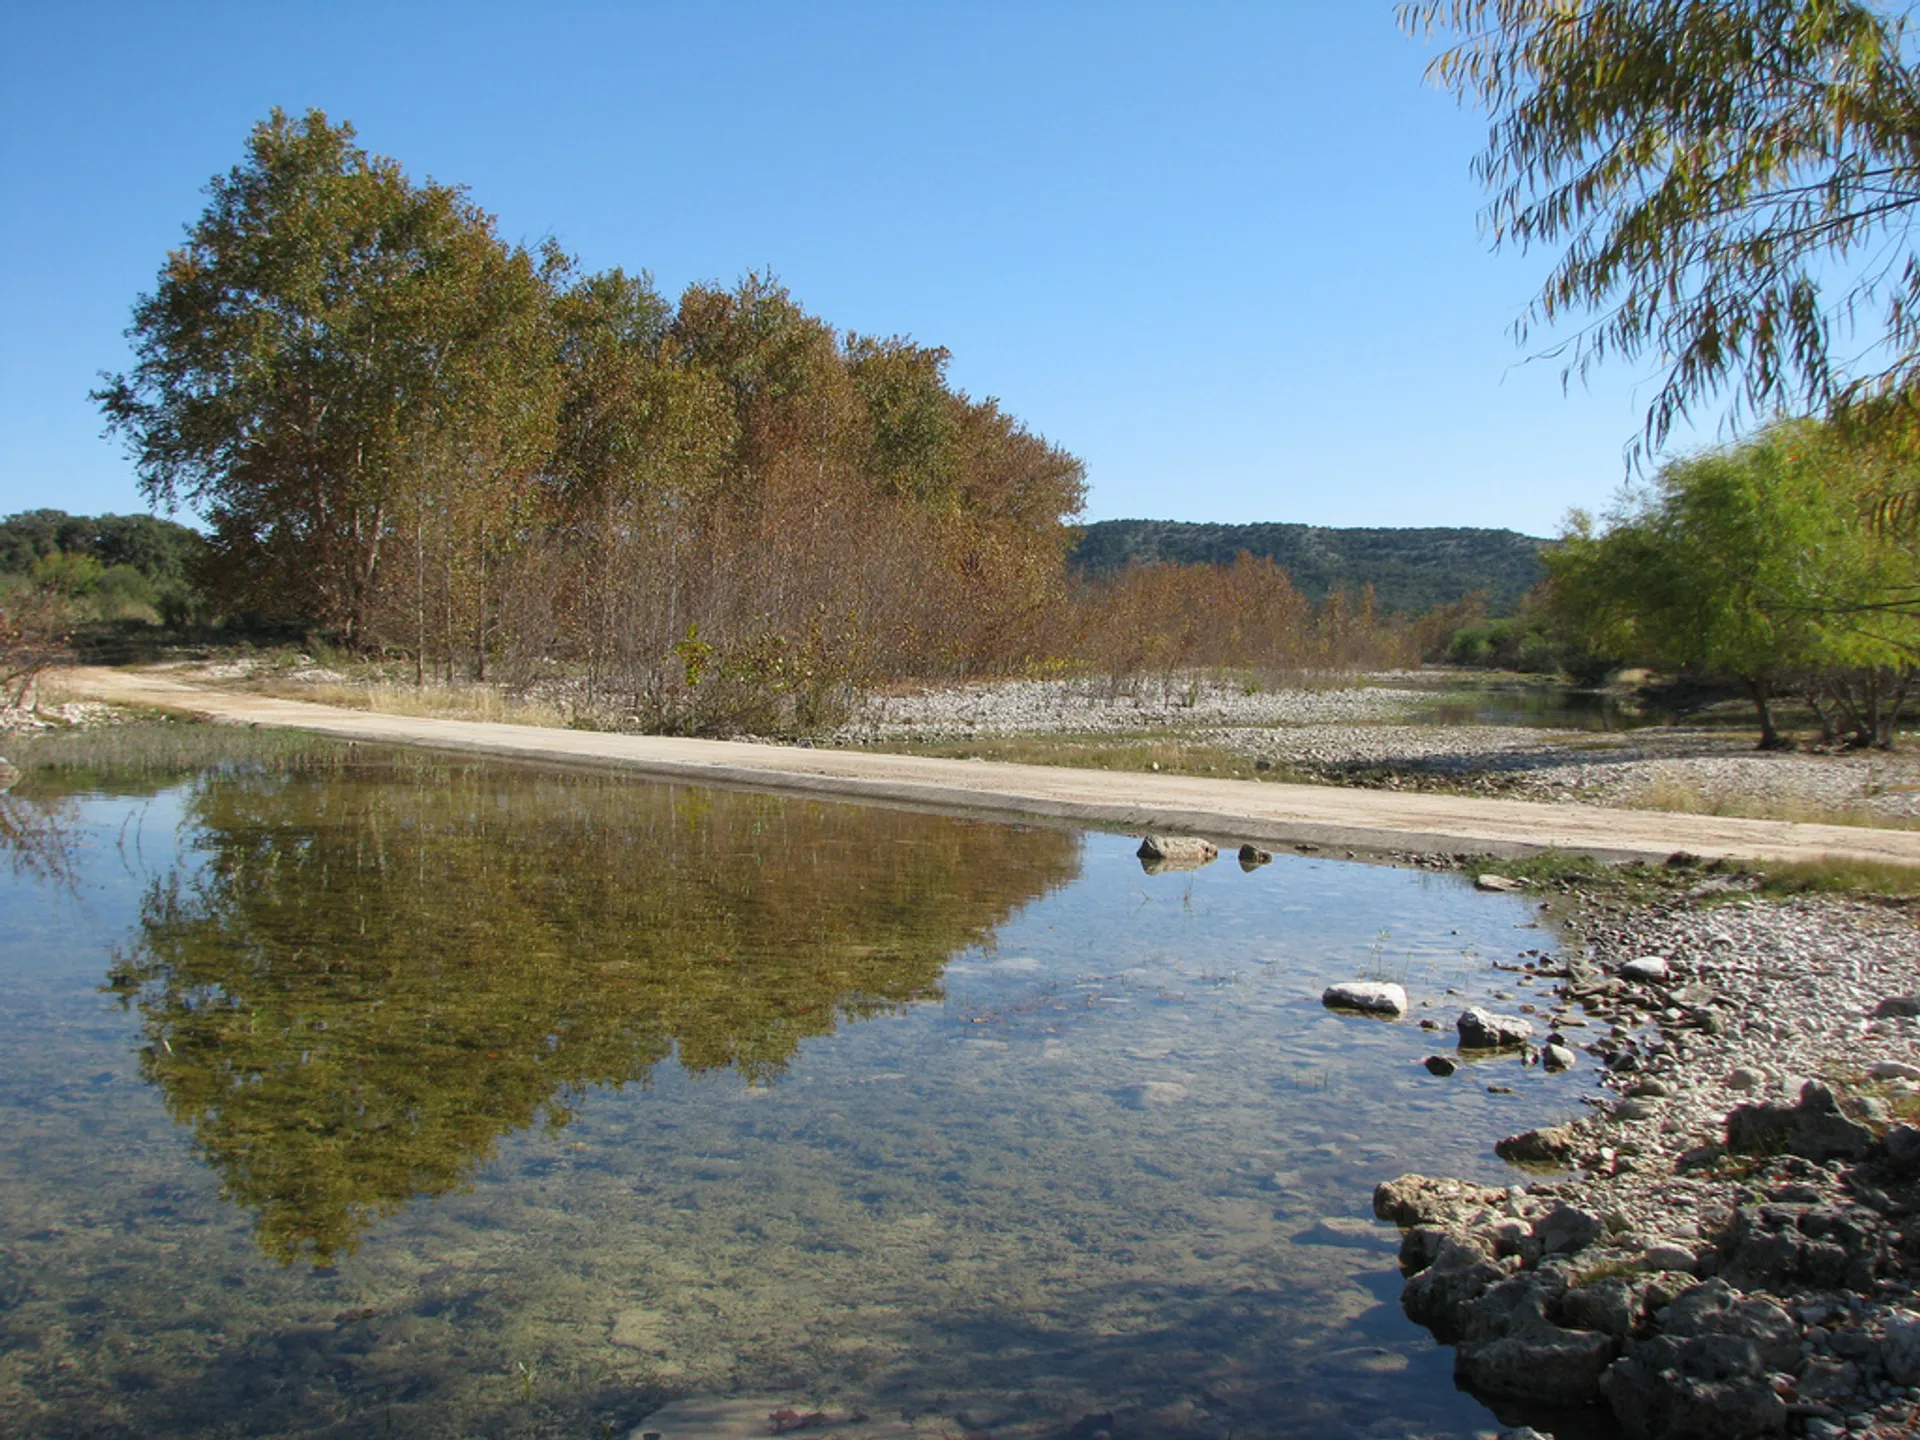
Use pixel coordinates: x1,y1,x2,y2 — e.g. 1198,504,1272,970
55,667,1920,868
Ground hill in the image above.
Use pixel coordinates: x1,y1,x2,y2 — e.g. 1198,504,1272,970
1068,519,1550,615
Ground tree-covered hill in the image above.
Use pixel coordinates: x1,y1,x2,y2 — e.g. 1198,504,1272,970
1068,519,1550,615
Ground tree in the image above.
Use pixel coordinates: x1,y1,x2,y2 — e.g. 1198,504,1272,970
1547,422,1918,743
1402,1,1920,453
96,109,559,644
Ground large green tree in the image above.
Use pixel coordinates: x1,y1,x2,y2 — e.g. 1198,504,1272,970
96,109,559,643
1548,422,1918,743
1403,1,1920,452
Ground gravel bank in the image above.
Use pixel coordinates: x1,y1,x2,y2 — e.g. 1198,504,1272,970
838,676,1920,826
1374,869,1920,1438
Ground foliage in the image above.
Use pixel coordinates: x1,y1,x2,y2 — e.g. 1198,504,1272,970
1546,421,1920,744
1403,1,1920,453
0,509,206,584
96,109,560,643
1069,520,1548,615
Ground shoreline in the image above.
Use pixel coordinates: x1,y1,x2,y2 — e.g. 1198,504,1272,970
1372,871,1920,1439
47,667,1920,871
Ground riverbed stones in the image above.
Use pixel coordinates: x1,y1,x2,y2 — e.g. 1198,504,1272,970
1321,981,1408,1017
1459,1006,1534,1049
1136,834,1216,869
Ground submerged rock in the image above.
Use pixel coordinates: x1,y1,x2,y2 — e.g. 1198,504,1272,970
1322,981,1408,1017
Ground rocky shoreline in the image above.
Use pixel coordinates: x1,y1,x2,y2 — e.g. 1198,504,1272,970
1374,866,1920,1439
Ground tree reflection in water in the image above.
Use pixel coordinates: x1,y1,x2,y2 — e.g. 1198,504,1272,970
104,757,1082,1265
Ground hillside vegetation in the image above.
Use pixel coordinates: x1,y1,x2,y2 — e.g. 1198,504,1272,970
1070,520,1549,614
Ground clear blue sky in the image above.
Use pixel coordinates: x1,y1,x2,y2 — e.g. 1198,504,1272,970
0,0,1711,538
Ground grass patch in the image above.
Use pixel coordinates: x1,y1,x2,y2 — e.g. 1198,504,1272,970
1624,773,1920,831
2,718,343,796
245,678,572,729
1748,857,1920,899
1468,847,1920,903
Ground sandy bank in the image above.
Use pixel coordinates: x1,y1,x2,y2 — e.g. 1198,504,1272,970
54,667,1920,870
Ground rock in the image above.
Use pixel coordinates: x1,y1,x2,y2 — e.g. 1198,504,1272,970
1725,1067,1767,1092
1618,955,1672,983
1459,1006,1534,1049
1662,1280,1801,1372
1425,1054,1458,1076
1322,981,1408,1018
1373,1173,1507,1229
1454,1274,1618,1404
1639,1243,1698,1274
1495,1125,1581,1167
1872,995,1920,1018
1598,1331,1789,1438
1795,1356,1860,1403
1557,1275,1646,1340
1475,873,1525,892
1542,1043,1577,1072
1402,1233,1506,1339
1236,843,1272,868
1724,1090,1875,1164
1868,1059,1920,1081
1137,834,1217,871
1884,1124,1920,1178
1884,1310,1920,1386
0,758,18,793
1532,1204,1604,1256
1626,1078,1672,1098
1718,1202,1884,1293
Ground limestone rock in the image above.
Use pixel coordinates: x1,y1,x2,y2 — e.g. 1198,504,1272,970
1618,955,1671,983
1137,834,1217,871
1322,981,1408,1018
1724,1088,1875,1165
1532,1204,1603,1256
1495,1125,1580,1167
1373,1173,1507,1229
1598,1332,1788,1439
1475,873,1524,892
1459,1006,1534,1049
1883,1310,1920,1386
1557,1275,1646,1340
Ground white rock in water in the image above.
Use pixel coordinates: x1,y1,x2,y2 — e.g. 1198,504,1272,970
1323,982,1409,1017
1474,873,1524,892
1618,955,1671,983
1869,1060,1920,1082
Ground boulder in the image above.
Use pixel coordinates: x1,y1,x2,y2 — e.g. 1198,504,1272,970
1475,873,1525,892
1532,1204,1604,1256
1884,1310,1920,1386
1868,1059,1920,1081
1136,835,1217,870
1717,1203,1884,1293
1598,1332,1788,1439
1373,1173,1507,1229
1541,1043,1577,1072
1495,1125,1581,1167
1459,1006,1534,1049
1402,1234,1506,1339
1454,1274,1617,1405
1872,995,1920,1018
1557,1275,1646,1340
1322,981,1408,1018
1724,1087,1875,1165
1236,843,1272,868
1617,955,1671,983
1661,1279,1801,1372
1424,1054,1458,1077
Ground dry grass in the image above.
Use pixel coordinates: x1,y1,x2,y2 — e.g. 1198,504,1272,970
847,732,1313,783
1623,773,1920,831
244,678,573,729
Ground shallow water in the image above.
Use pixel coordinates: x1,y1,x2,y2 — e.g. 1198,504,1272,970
0,744,1606,1439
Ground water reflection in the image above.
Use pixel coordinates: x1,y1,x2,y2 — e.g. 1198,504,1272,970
103,760,1082,1264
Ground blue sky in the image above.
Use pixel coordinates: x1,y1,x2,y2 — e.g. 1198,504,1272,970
0,1,1711,537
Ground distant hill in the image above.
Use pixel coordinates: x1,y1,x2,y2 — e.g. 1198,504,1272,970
1068,519,1551,616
